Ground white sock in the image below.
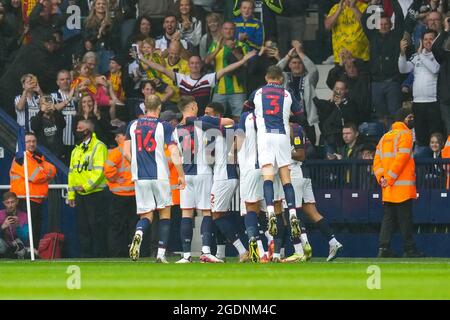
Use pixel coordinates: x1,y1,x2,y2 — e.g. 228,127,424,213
289,208,297,220
202,246,211,255
216,245,226,259
266,206,275,217
233,239,247,255
257,240,266,257
265,231,273,244
294,243,304,255
273,253,281,259
280,248,285,258
157,248,166,258
300,234,309,246
329,237,339,246
135,230,143,237
183,252,191,260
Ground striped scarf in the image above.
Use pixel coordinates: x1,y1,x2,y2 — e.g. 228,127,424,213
22,0,38,44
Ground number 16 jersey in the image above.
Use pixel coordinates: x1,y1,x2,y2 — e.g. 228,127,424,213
126,117,176,181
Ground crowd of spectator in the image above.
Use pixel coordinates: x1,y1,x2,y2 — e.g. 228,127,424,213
0,0,449,163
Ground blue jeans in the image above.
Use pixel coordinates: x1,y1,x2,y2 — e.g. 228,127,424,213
372,81,402,117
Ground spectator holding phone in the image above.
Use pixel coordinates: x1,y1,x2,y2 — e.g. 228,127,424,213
30,95,66,160
14,74,43,131
0,192,29,259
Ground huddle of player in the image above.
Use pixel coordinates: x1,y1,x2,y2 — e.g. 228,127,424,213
126,66,343,264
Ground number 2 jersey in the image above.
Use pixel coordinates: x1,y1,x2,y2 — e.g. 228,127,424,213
126,117,176,181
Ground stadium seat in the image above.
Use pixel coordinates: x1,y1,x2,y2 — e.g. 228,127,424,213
413,189,430,224
430,190,450,223
368,190,383,223
315,189,343,223
342,190,369,223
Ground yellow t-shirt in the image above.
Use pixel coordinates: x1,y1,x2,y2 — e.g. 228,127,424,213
328,2,370,63
160,57,189,103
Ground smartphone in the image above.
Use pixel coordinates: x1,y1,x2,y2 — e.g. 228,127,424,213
131,44,139,58
44,96,54,104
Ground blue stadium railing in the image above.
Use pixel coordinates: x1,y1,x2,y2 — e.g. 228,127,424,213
305,159,450,225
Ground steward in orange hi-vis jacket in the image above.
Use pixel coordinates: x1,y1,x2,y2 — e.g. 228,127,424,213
10,132,56,247
373,108,424,258
104,125,137,257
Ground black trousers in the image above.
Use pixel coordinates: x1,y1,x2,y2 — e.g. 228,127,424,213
412,101,443,146
18,200,42,248
440,101,450,135
379,200,416,252
107,194,138,257
76,190,108,258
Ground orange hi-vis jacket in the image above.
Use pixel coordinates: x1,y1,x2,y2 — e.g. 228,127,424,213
441,135,450,189
104,143,135,196
10,151,56,204
373,122,417,203
165,147,180,206
442,135,450,158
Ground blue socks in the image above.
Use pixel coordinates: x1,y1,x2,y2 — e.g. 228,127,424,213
136,217,151,234
180,217,193,253
263,180,274,207
158,219,170,249
201,216,213,248
214,217,238,243
274,214,285,254
283,183,296,210
244,211,259,239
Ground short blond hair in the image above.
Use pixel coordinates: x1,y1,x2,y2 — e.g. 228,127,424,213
144,95,162,112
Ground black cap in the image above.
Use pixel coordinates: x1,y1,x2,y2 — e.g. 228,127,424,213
109,55,124,66
394,107,413,122
160,110,182,123
111,125,127,135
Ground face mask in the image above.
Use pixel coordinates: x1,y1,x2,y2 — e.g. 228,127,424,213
75,130,89,142
406,120,415,129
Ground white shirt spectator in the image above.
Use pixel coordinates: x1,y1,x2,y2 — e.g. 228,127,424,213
399,50,440,102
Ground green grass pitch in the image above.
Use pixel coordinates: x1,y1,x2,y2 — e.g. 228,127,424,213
1,258,449,300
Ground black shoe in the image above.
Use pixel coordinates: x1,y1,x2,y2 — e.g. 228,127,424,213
402,250,426,258
377,248,397,258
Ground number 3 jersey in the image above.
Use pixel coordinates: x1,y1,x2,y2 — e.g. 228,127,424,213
126,117,176,181
252,83,302,135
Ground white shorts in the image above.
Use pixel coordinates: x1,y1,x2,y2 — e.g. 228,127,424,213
274,174,284,201
300,177,316,204
180,175,213,210
240,169,263,203
257,133,291,168
211,179,238,212
291,177,304,208
135,180,172,214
